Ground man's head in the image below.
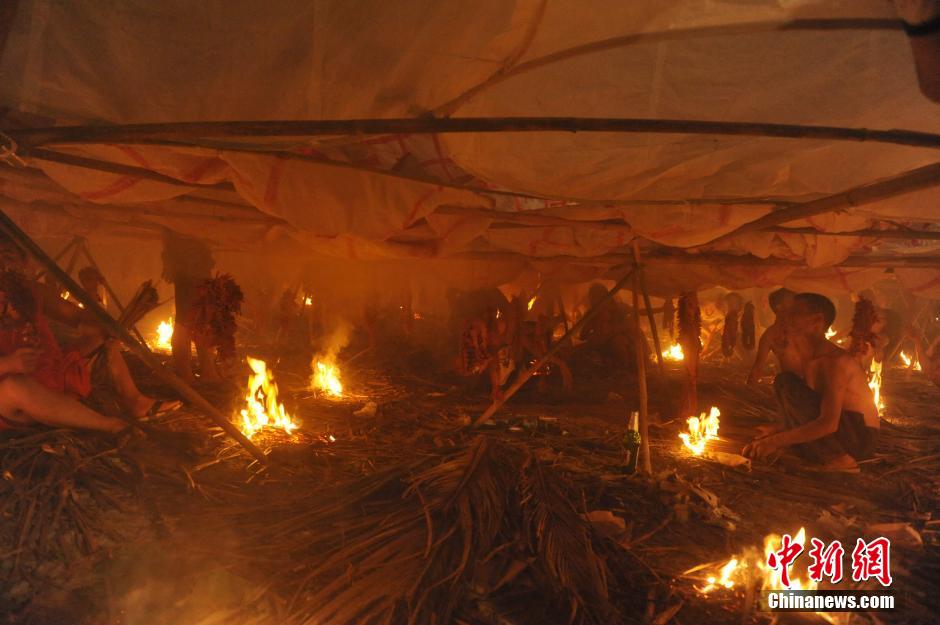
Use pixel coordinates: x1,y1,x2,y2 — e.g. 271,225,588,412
788,292,836,338
768,288,795,315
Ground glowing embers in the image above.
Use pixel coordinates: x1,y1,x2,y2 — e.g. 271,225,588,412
679,406,720,456
899,351,921,371
868,360,885,416
312,359,344,398
150,318,174,352
239,357,298,439
662,343,684,362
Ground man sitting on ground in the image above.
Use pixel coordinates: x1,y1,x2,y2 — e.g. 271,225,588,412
747,288,802,386
0,239,178,433
743,293,879,472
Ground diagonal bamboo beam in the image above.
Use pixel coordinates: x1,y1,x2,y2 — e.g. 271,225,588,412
474,265,636,426
0,209,268,464
9,117,940,150
703,161,940,246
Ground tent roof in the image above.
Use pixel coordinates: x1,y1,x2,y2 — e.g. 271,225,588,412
1,0,939,297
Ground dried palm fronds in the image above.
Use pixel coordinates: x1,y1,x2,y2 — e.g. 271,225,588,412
192,273,244,360
209,436,626,625
118,280,159,329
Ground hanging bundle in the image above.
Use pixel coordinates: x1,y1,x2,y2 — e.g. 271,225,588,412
192,273,244,360
721,310,739,357
741,302,756,349
662,297,675,339
849,298,879,357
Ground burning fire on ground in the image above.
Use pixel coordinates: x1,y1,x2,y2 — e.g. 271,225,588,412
679,406,720,455
150,318,174,352
695,527,843,624
238,357,299,439
900,351,921,371
663,343,684,362
312,359,344,398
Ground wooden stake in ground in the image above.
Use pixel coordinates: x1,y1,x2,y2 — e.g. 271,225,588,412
474,267,636,427
633,241,664,377
631,268,652,475
0,209,268,464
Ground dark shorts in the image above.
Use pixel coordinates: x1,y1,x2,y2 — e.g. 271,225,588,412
774,372,878,463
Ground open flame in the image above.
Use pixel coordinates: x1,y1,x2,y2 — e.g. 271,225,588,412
151,318,174,352
304,295,313,306
900,351,921,371
663,343,684,361
239,357,298,439
527,295,537,311
825,327,837,340
679,406,720,455
312,359,344,397
868,360,885,415
695,527,842,624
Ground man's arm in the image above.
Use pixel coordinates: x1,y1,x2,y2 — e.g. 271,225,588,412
747,325,775,385
776,359,847,447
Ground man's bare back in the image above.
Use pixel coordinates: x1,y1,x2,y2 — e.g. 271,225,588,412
804,341,879,428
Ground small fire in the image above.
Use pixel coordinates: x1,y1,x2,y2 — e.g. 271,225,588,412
304,296,313,306
312,360,343,398
527,296,537,311
663,343,684,361
694,527,842,624
239,357,298,439
679,406,720,456
825,327,837,340
868,360,885,415
701,557,739,593
900,351,921,371
151,318,174,351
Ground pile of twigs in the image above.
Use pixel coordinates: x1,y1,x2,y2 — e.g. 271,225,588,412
205,435,649,625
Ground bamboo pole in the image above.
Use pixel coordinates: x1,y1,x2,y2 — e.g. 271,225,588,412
768,226,940,240
474,266,635,426
705,161,940,245
35,236,79,280
77,239,148,346
10,117,940,150
0,209,268,464
631,268,652,475
633,241,664,376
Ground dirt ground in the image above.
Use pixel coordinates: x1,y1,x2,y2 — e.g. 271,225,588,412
1,346,937,625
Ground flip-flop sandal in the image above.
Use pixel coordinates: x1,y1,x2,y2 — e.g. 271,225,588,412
145,399,183,420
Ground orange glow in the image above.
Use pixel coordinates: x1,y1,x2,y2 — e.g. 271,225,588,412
238,357,298,439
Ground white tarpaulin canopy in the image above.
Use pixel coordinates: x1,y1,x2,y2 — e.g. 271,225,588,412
1,0,939,297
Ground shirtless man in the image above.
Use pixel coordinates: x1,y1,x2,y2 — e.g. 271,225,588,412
747,288,803,386
743,293,879,472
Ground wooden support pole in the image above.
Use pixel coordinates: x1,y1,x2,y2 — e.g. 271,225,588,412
633,241,664,376
35,237,79,280
767,226,940,240
0,209,268,464
10,117,940,150
706,161,940,245
631,268,652,475
474,266,636,427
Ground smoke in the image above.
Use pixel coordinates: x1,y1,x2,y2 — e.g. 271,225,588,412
318,318,352,360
